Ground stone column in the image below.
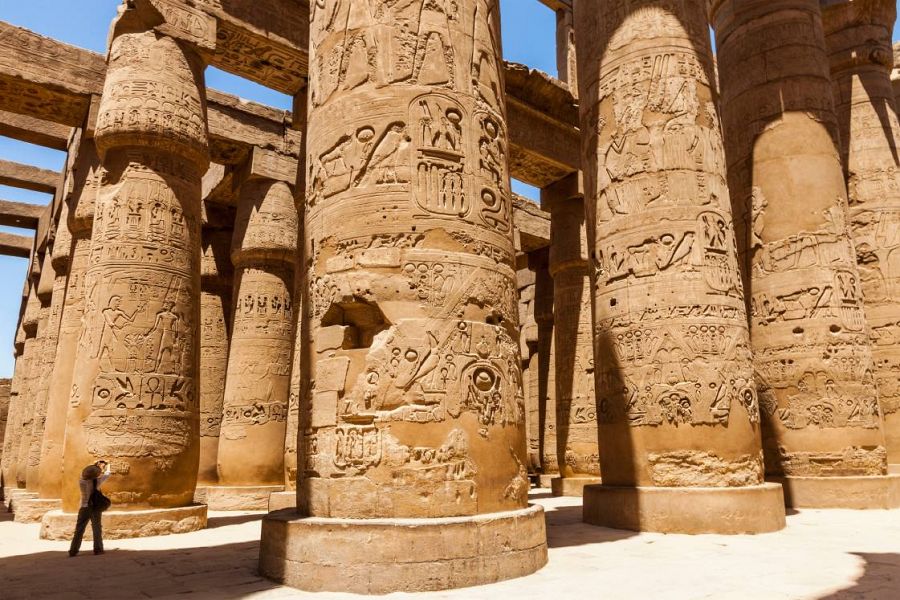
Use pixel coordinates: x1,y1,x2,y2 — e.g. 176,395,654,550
15,216,71,522
533,249,558,488
44,1,215,540
893,43,900,108
575,0,785,533
544,174,601,497
712,0,900,508
518,262,541,475
196,225,232,490
37,137,100,506
208,149,298,510
556,6,578,97
0,378,10,501
259,1,547,592
823,0,900,471
15,280,44,493
1,325,26,502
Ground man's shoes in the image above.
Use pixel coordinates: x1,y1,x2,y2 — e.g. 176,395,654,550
94,550,104,555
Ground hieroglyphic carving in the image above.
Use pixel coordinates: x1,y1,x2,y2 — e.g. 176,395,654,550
823,0,900,465
303,0,526,520
712,0,886,478
578,0,762,488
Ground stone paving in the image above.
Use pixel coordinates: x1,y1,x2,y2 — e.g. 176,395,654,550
1,490,899,599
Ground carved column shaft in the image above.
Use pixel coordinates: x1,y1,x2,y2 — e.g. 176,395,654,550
712,0,887,487
575,0,783,533
1,328,26,491
259,1,547,593
532,248,557,479
15,283,44,487
38,137,100,500
61,3,210,513
197,226,232,486
544,175,600,493
823,0,900,466
217,151,298,490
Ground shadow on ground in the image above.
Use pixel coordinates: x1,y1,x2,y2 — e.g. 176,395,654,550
544,503,636,548
206,513,265,529
818,553,900,600
0,541,276,600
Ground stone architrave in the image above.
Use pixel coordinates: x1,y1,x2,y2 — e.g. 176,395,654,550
823,0,900,469
45,1,214,540
37,137,101,504
544,174,601,497
712,0,900,508
210,148,298,510
1,326,27,501
258,1,547,593
574,0,785,533
196,226,232,489
533,249,558,488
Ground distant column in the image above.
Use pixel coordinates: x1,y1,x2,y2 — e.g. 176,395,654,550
544,174,601,497
823,0,900,469
575,0,785,533
532,249,557,487
712,0,899,508
38,136,101,503
210,149,298,510
15,280,44,491
196,225,232,488
1,325,27,500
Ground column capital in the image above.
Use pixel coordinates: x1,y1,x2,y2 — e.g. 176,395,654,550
234,146,299,190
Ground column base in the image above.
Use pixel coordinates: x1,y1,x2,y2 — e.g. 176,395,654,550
13,498,61,523
537,473,557,489
6,490,37,512
259,504,548,594
268,491,296,512
888,464,900,475
770,474,900,509
197,485,284,511
583,483,786,534
40,505,208,540
551,476,602,497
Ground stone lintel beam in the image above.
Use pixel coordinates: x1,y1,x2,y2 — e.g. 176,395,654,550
0,231,33,258
207,89,299,165
513,195,551,253
0,159,58,194
0,21,106,126
538,0,573,11
199,0,310,95
235,146,298,187
504,62,581,187
0,110,71,150
0,199,44,229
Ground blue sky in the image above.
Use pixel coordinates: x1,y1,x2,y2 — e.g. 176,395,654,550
0,2,897,377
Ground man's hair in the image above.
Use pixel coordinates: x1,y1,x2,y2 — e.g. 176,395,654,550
81,464,102,480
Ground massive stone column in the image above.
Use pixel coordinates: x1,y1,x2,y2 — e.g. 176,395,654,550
823,0,900,470
574,0,785,533
0,378,10,498
196,225,232,490
259,1,547,592
533,249,558,488
1,325,26,502
43,1,214,540
15,280,44,492
556,6,578,96
36,137,101,506
15,215,71,522
712,0,899,508
544,174,601,497
208,149,298,510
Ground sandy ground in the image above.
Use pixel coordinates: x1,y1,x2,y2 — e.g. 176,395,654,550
1,489,898,599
